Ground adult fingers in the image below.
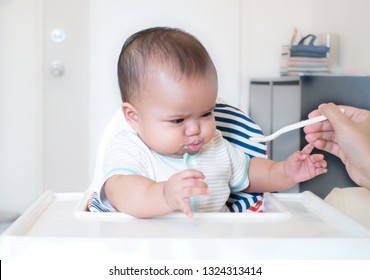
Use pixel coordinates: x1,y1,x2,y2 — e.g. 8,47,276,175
304,119,334,134
305,131,336,143
318,103,351,130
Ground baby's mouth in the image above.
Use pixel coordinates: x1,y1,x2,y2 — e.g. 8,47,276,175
186,140,202,153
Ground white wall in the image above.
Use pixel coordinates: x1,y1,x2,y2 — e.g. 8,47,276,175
310,0,370,75
240,0,315,109
0,0,43,214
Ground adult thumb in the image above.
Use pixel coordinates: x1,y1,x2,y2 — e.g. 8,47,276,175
318,103,351,130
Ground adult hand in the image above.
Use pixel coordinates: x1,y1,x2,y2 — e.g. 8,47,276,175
304,103,370,189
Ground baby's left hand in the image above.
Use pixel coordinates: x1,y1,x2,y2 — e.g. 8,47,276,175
285,144,327,183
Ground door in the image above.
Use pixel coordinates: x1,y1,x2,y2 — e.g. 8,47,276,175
43,0,90,192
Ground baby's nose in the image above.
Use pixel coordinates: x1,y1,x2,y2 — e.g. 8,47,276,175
185,122,201,136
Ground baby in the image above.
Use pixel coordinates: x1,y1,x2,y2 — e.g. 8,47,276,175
96,27,327,218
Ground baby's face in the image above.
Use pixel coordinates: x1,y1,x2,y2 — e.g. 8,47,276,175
133,70,218,158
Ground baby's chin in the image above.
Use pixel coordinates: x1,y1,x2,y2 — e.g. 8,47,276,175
165,150,199,159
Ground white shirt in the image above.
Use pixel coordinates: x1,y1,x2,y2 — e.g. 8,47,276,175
100,129,250,212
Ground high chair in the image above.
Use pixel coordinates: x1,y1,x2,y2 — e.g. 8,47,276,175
85,99,268,213
3,102,370,261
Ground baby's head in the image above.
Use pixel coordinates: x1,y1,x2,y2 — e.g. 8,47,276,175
117,27,218,158
117,26,217,104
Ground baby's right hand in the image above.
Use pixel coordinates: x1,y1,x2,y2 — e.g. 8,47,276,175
163,169,209,218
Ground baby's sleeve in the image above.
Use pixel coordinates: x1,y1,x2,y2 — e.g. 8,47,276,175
96,131,152,211
103,131,151,180
224,139,251,193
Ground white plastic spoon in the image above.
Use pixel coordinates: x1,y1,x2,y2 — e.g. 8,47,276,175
249,115,328,143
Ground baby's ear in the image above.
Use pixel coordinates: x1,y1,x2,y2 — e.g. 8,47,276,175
122,102,140,132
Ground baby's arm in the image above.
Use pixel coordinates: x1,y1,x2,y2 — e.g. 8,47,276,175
104,169,209,218
246,144,327,193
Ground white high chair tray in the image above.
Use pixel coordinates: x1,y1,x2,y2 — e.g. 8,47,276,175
74,191,291,220
1,191,370,259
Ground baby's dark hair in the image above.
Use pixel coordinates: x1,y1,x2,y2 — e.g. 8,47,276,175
117,27,217,102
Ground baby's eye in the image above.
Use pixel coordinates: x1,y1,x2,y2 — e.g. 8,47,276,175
170,118,184,124
202,111,213,117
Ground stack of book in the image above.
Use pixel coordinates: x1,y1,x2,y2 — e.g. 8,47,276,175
280,33,337,76
280,46,330,76
285,56,330,76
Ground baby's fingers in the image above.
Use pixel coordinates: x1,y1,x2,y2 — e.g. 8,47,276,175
310,154,326,164
180,198,194,218
314,166,328,176
183,179,210,197
310,154,328,175
181,180,209,218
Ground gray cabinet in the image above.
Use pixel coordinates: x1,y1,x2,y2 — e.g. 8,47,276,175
249,77,301,193
249,76,370,198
